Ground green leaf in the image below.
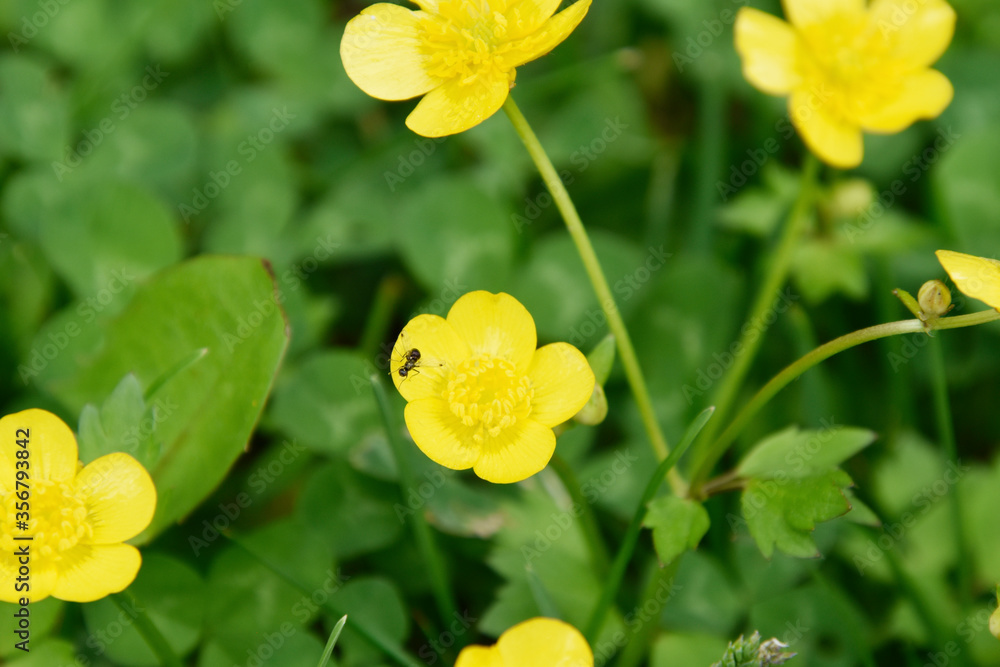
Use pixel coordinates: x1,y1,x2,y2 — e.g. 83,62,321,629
32,256,289,542
587,333,616,385
643,495,710,567
82,553,204,666
396,178,514,292
790,238,869,304
650,633,730,667
0,55,70,162
934,125,1000,252
77,373,159,469
296,459,403,560
736,425,877,480
334,577,409,666
5,639,77,666
741,470,854,559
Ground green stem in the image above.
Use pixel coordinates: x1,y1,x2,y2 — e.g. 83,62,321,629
370,376,460,644
690,309,1000,494
928,335,972,608
689,154,820,478
359,275,404,359
548,454,612,576
614,560,682,667
503,97,683,495
110,591,184,667
584,407,713,642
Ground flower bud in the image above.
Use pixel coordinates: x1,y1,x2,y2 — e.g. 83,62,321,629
825,178,875,219
918,279,952,321
574,383,608,426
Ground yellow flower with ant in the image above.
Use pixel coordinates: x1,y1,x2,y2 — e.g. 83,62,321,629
341,0,592,137
735,0,956,168
455,617,593,667
936,250,1000,311
391,291,594,484
0,409,156,603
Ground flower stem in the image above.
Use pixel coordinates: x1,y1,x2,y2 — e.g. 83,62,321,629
111,591,184,667
690,309,1000,494
688,153,819,481
370,376,460,645
548,453,612,576
928,335,972,608
584,407,712,643
503,96,683,495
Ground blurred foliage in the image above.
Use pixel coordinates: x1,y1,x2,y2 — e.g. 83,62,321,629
1,0,1000,666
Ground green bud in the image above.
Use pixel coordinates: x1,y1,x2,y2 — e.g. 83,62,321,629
918,279,952,321
574,384,608,426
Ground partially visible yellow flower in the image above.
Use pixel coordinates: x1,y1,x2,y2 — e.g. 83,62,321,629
391,291,594,484
735,0,956,168
455,617,593,667
341,0,592,137
0,409,156,603
936,250,1000,311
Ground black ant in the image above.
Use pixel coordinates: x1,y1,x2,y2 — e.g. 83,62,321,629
396,348,422,379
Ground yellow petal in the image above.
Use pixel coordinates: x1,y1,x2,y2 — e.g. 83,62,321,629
497,617,593,666
869,0,956,67
936,250,1000,310
340,4,443,101
405,71,511,137
503,0,564,40
473,420,555,483
404,398,480,471
445,291,537,372
392,314,470,402
75,453,156,545
455,645,504,667
0,558,57,603
527,343,594,428
782,0,865,28
0,409,79,489
789,89,863,168
51,544,142,602
501,0,591,70
734,8,801,96
857,68,953,132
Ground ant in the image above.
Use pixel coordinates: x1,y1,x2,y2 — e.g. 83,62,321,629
396,348,422,380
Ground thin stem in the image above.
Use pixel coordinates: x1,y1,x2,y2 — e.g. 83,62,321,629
928,335,972,608
359,275,403,359
110,591,184,667
614,560,682,667
584,408,713,642
689,154,820,476
503,97,684,495
317,615,348,667
370,376,460,644
690,309,1000,494
548,454,612,576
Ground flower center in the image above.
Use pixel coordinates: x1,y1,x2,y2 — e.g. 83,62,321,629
445,354,533,442
420,1,516,83
797,13,900,117
1,479,92,568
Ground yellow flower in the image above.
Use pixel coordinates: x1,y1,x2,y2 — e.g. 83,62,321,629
341,0,592,137
735,0,956,168
0,409,156,603
391,291,594,483
936,250,1000,311
455,617,593,667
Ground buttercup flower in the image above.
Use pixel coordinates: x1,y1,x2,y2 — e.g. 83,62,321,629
936,250,1000,311
735,0,956,168
341,0,592,137
0,409,156,603
391,291,594,483
455,617,593,667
